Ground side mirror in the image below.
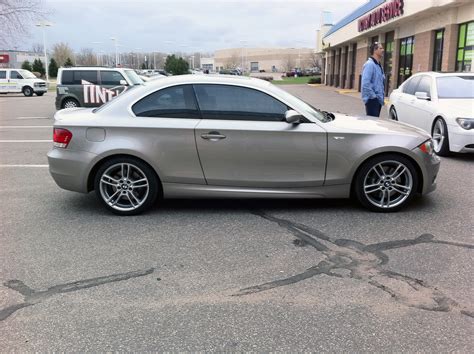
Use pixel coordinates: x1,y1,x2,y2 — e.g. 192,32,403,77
119,79,128,86
285,110,304,124
415,91,430,100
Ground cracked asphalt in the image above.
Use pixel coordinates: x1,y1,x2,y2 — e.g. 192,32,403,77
0,89,473,351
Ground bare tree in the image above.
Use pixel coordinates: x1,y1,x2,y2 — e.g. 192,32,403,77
281,55,295,72
31,43,44,53
0,0,49,47
76,48,97,66
309,51,323,69
51,42,74,66
225,52,240,69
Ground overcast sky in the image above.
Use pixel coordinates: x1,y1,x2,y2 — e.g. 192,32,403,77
25,0,367,54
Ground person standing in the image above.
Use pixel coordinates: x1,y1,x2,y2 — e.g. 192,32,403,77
361,42,385,117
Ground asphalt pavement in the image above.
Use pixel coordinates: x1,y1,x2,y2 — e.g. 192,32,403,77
0,88,472,351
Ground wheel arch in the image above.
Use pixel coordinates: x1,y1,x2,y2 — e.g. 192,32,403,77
87,153,163,196
350,151,424,197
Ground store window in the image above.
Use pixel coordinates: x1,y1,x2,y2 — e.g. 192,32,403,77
384,31,395,95
398,36,415,86
456,21,474,72
432,29,444,72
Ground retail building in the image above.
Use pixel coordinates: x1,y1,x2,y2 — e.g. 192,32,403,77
322,0,474,94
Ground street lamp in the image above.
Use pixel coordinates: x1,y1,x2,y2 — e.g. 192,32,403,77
110,37,119,67
35,21,52,82
239,40,247,73
135,48,142,70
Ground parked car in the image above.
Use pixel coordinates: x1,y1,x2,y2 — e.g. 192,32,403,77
0,68,47,96
388,72,474,156
55,66,144,109
48,75,440,215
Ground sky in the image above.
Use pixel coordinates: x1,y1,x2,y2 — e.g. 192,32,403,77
24,0,368,54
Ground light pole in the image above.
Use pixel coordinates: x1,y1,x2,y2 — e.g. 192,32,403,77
35,21,52,82
135,48,142,69
239,40,247,73
110,37,119,67
91,41,102,65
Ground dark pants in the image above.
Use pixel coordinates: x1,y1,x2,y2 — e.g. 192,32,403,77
365,98,382,117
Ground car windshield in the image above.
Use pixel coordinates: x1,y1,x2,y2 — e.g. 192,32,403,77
19,70,37,79
437,76,474,98
124,70,144,85
270,85,327,122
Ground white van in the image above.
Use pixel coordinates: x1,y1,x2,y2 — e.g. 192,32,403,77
0,69,48,96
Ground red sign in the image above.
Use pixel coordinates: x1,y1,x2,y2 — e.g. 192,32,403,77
0,54,10,63
358,0,404,32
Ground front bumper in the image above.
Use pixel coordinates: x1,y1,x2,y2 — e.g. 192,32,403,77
413,147,440,195
447,124,474,153
47,148,97,193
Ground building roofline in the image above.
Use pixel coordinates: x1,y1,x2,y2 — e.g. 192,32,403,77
323,0,386,39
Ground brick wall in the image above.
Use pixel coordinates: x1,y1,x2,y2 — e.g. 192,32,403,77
442,24,459,72
413,30,435,74
355,47,368,91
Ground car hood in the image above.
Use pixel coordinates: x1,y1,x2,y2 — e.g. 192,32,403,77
436,99,474,118
325,113,431,139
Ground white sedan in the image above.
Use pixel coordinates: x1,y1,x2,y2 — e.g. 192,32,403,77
388,72,474,156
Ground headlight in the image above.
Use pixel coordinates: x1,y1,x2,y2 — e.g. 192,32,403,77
456,118,474,130
418,139,434,155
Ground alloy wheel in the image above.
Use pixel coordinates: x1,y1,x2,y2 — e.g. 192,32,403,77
432,119,445,153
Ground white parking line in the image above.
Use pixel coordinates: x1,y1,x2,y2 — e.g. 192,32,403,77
0,165,48,167
0,126,52,129
16,117,51,119
0,140,52,142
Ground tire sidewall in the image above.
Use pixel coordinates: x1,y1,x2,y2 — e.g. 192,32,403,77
389,106,398,121
432,118,450,156
22,86,33,97
354,154,419,212
94,157,159,215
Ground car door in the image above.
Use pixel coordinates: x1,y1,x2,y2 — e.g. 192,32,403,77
131,84,206,185
0,70,7,93
7,70,23,93
410,75,436,132
193,84,327,188
99,70,128,104
396,75,421,124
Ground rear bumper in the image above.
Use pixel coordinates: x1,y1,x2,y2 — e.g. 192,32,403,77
47,148,97,193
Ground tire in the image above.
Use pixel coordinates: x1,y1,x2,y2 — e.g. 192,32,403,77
389,106,398,121
354,154,419,212
22,86,33,97
36,92,45,96
61,98,80,109
431,118,450,156
94,157,160,215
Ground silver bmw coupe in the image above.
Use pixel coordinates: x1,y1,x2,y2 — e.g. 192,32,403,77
47,75,440,215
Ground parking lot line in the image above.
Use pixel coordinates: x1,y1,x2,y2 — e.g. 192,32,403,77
0,140,52,142
0,126,52,129
0,164,48,167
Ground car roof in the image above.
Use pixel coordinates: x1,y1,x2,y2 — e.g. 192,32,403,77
59,66,134,71
410,71,474,78
141,74,271,89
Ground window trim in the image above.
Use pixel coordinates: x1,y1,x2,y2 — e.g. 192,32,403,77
455,21,474,72
432,29,444,72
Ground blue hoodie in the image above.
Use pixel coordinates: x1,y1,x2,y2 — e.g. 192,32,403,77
361,57,385,105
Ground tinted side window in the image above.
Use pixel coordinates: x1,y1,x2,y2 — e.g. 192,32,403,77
11,71,23,79
100,71,126,85
132,85,200,118
194,84,287,121
416,76,432,95
73,71,98,84
61,71,74,85
403,76,421,95
0,71,6,79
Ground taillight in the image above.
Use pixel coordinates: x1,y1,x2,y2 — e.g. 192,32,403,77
53,128,72,148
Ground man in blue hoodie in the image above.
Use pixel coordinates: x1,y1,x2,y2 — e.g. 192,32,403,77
361,42,385,117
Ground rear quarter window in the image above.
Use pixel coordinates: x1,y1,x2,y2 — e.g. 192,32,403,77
61,70,99,85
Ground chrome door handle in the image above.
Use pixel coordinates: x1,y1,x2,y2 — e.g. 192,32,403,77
201,132,226,140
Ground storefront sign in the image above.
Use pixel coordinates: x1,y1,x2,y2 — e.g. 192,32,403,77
0,54,10,64
358,0,404,32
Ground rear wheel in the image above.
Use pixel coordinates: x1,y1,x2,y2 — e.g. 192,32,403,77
62,98,79,109
22,86,33,97
94,157,159,215
354,154,419,212
432,118,450,156
389,106,398,121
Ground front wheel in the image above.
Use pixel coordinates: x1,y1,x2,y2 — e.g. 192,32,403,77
62,98,79,109
22,86,33,97
94,157,159,215
389,106,398,121
432,118,450,156
354,154,419,212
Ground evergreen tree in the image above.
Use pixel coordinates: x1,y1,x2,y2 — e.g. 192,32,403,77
21,60,33,71
32,59,46,76
49,58,59,78
64,57,73,67
164,55,189,75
